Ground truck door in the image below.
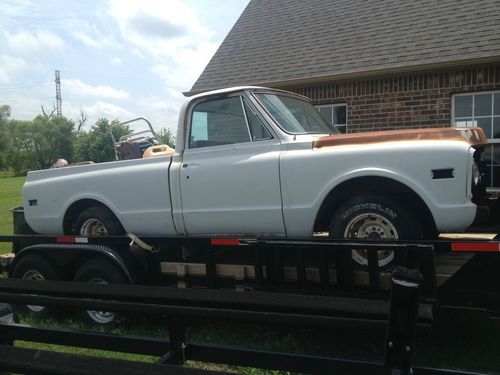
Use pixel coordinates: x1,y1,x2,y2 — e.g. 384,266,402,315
179,94,285,235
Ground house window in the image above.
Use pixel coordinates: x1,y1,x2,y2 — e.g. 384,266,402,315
453,91,500,189
316,104,347,133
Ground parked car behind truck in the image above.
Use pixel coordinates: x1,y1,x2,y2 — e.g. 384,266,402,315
22,86,488,268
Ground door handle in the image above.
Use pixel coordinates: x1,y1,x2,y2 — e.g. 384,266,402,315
182,163,200,168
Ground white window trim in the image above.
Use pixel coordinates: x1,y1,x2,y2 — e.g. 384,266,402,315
452,90,500,190
452,90,500,140
315,103,348,132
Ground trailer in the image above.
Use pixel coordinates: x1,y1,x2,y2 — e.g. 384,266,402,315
3,206,500,322
4,207,500,373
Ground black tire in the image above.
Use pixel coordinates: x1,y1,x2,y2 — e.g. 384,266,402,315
74,258,128,325
10,254,59,317
73,206,124,236
329,193,422,270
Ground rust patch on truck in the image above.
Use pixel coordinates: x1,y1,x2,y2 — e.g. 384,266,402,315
313,127,488,149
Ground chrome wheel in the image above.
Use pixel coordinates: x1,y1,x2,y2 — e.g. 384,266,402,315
85,278,115,324
344,213,398,268
79,219,108,236
22,270,46,313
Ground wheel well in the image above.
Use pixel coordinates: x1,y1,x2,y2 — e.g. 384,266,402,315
314,176,437,237
63,199,122,235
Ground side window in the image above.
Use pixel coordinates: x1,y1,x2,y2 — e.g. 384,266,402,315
189,97,251,149
243,99,272,141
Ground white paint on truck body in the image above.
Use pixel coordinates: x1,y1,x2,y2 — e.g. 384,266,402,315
280,140,475,236
24,156,175,235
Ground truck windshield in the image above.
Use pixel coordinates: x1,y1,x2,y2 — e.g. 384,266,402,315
254,93,338,135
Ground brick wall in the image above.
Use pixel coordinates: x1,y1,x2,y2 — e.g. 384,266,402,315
289,63,500,133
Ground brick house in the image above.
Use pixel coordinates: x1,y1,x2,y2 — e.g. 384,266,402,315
189,0,500,189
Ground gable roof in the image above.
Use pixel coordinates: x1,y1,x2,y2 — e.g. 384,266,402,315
189,0,500,95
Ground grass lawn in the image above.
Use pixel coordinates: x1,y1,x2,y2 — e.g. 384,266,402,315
15,313,312,374
0,174,25,254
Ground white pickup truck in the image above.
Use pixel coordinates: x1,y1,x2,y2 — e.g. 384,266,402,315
23,86,487,267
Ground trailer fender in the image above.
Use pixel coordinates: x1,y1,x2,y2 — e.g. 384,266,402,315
9,244,134,283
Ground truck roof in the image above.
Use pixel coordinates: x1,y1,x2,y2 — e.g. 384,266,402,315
186,85,310,102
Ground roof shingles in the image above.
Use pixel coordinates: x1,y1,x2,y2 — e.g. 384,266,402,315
190,0,500,94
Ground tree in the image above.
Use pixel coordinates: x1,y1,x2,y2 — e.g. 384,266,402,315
40,104,57,119
75,119,130,163
76,110,87,132
158,127,176,148
0,105,11,169
7,115,75,172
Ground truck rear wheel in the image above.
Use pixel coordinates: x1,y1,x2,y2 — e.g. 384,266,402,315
73,206,124,236
329,193,422,270
74,258,128,325
10,254,60,317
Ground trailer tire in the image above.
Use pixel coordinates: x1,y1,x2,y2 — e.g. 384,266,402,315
10,254,60,317
73,206,124,236
74,258,128,325
329,193,422,270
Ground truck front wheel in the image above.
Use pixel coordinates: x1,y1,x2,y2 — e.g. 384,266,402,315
329,193,422,270
73,206,124,236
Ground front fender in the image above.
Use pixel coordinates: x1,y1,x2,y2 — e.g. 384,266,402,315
314,167,437,218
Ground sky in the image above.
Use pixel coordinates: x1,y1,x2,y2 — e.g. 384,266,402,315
0,0,249,133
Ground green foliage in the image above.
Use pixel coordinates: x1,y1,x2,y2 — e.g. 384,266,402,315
0,107,141,172
75,119,130,163
158,127,176,148
0,105,10,121
6,115,75,174
0,105,11,169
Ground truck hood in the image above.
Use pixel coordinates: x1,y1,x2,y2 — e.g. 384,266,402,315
313,127,488,149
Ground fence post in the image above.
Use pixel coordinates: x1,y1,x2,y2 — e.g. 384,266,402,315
384,267,422,375
158,317,187,365
335,247,353,291
206,249,217,289
0,303,14,375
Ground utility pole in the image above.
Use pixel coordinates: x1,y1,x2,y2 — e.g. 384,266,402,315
55,70,62,116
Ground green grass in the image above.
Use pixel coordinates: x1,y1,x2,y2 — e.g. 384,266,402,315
15,314,298,374
0,175,25,254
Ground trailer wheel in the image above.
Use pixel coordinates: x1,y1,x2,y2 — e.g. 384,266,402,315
10,254,59,317
73,206,124,236
74,258,128,325
329,193,422,270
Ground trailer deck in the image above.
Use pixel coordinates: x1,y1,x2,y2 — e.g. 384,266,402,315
1,232,500,311
2,232,500,374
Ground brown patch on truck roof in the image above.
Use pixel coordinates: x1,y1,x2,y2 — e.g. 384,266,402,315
313,127,488,149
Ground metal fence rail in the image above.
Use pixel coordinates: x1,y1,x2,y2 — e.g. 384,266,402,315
0,268,485,375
